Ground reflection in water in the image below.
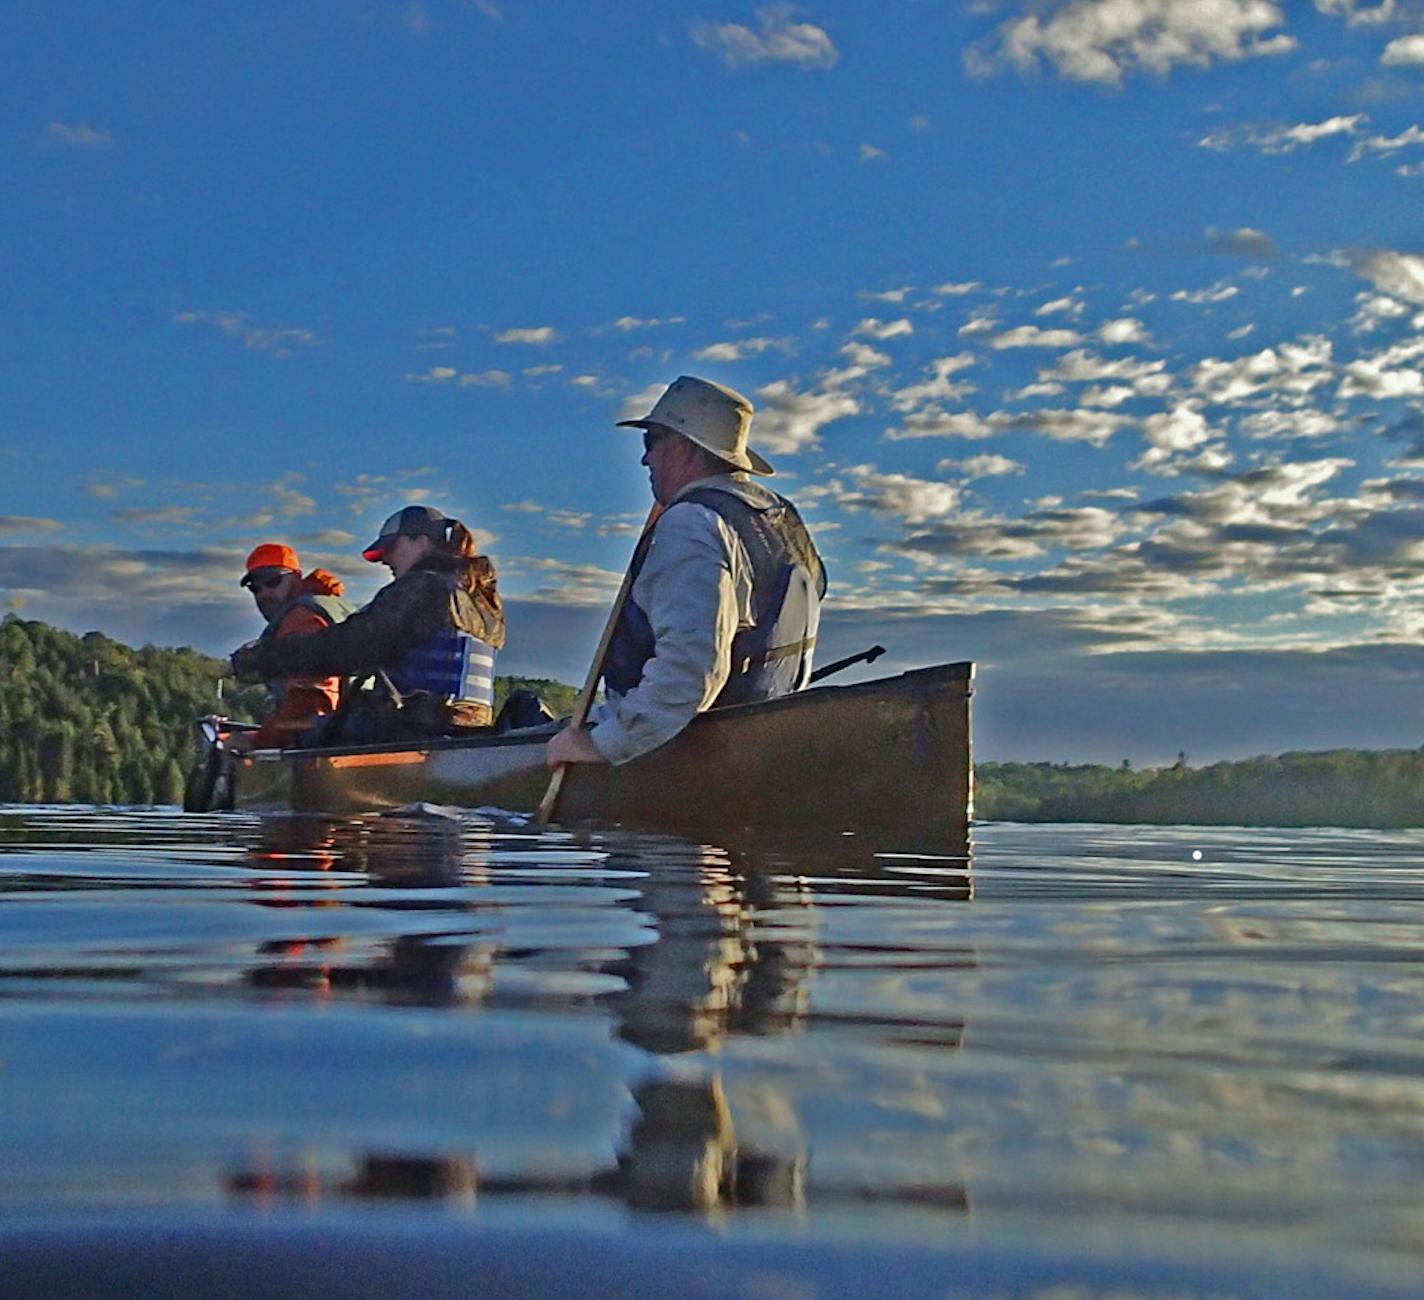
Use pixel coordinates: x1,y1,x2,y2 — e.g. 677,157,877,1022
242,815,495,1007
228,1152,477,1205
24,809,1424,1291
222,819,970,1217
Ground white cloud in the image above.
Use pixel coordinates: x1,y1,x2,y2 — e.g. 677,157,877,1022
752,379,859,454
1198,114,1368,154
1133,402,1216,473
1016,408,1132,446
0,516,61,534
1206,226,1279,258
692,336,793,361
111,506,201,527
933,281,981,296
1035,295,1085,317
84,476,144,501
404,366,511,388
269,475,317,519
460,369,512,388
1098,317,1152,346
1340,341,1424,397
1171,281,1240,305
1190,337,1335,405
494,325,558,345
294,528,357,547
887,410,1002,441
837,342,892,370
174,311,320,353
889,354,978,411
859,286,915,303
691,6,839,70
1348,249,1424,305
1351,292,1411,332
1039,349,1169,391
886,405,1130,446
968,0,1295,87
1316,1,1400,25
832,465,963,524
1382,33,1424,65
610,315,685,332
1008,380,1068,400
1081,384,1136,408
514,557,625,605
1239,408,1342,440
958,313,1000,339
988,324,1084,349
853,317,914,340
1348,125,1424,161
939,454,1025,480
858,143,887,163
41,121,114,150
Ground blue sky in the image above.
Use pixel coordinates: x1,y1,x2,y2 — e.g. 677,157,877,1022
6,0,1424,763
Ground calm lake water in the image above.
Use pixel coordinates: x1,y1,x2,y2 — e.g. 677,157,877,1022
2,805,1423,1297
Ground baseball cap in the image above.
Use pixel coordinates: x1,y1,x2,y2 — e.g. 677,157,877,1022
363,505,451,562
240,543,301,588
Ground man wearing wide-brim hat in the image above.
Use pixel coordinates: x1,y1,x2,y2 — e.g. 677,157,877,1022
547,375,827,769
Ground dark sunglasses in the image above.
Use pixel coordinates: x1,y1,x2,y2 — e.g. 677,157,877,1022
642,428,669,455
248,573,291,593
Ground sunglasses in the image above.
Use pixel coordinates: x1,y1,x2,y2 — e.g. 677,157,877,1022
248,573,291,593
642,428,669,455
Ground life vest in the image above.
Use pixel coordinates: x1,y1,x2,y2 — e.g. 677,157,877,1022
257,591,356,716
603,483,826,708
257,592,355,644
385,628,496,708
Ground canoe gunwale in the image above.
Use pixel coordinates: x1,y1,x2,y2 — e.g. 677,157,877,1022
243,661,975,765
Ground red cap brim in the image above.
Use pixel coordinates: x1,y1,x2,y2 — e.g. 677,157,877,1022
362,546,385,562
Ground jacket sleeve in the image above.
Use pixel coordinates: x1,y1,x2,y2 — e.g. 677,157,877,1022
588,503,753,766
247,573,444,680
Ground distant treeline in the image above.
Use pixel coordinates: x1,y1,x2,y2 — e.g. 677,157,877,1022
977,753,1424,828
0,616,578,806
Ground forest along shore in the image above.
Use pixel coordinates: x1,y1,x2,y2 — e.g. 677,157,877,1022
977,755,1424,828
3,615,1422,827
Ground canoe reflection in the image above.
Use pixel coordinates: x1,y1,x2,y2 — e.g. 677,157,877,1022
224,815,971,1216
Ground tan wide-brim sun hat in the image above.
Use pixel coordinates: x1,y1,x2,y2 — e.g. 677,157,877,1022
617,375,775,476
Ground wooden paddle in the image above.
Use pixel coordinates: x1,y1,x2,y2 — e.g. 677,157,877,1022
536,503,662,826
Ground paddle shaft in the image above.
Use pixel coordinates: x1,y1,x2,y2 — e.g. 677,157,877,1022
536,504,662,825
808,643,886,685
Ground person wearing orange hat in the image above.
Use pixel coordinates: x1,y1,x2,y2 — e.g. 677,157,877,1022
235,543,355,750
230,507,505,743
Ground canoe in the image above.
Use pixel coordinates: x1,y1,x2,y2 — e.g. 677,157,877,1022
214,661,973,846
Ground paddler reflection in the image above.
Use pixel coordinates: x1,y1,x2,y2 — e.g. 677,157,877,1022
239,813,494,1006
597,837,973,1215
224,827,972,1218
